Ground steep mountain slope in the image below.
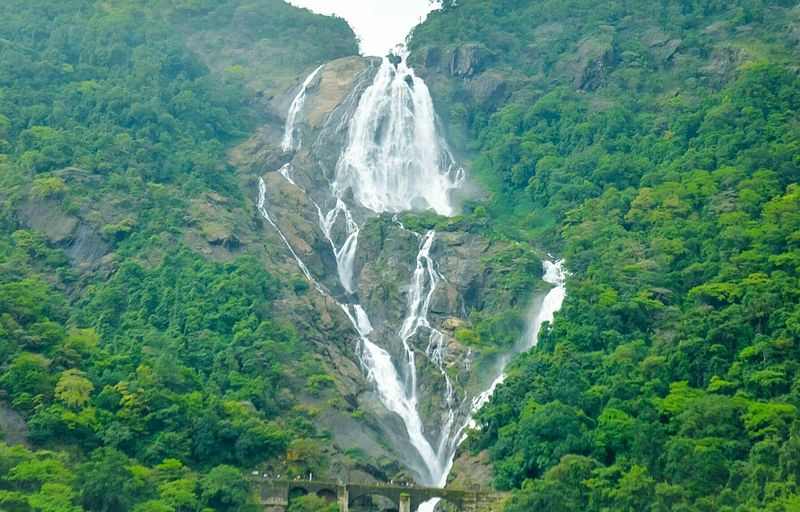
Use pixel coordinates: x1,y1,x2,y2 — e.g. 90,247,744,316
0,1,556,509
0,1,364,510
4,0,799,510
410,1,800,510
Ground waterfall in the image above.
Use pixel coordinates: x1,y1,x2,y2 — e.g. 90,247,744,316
282,65,324,152
269,51,463,485
333,54,463,215
260,173,442,481
397,231,460,485
267,51,568,509
317,199,360,294
324,52,464,486
277,163,297,186
469,260,567,417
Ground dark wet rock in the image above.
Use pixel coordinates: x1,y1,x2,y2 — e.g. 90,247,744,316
417,46,443,70
571,33,616,90
466,72,511,112
18,199,110,269
64,224,109,269
449,43,494,77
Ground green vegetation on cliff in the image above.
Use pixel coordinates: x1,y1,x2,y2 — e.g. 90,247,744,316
413,1,800,510
0,1,356,510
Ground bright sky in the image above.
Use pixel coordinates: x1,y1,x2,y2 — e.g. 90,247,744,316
285,0,439,56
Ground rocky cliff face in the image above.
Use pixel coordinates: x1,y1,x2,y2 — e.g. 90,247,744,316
227,55,546,482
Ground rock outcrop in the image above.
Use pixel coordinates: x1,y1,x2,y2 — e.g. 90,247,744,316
569,31,617,91
449,43,494,77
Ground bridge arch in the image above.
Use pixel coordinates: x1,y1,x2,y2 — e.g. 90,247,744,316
288,486,309,500
349,493,399,511
286,482,339,504
348,486,401,511
316,487,337,502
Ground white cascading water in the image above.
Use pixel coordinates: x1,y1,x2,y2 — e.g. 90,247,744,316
282,65,324,152
268,51,461,485
317,52,464,295
261,172,445,481
469,260,567,419
277,163,297,186
333,54,463,215
317,199,360,294
265,49,568,510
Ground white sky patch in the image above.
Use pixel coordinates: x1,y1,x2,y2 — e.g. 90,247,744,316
285,0,439,56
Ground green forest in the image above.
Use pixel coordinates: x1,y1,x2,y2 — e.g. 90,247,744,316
2,0,800,511
0,0,355,510
412,0,800,510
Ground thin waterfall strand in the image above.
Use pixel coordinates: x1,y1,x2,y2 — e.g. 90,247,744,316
282,65,323,152
317,199,360,294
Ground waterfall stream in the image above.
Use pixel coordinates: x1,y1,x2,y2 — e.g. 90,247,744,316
282,65,324,152
333,54,463,215
262,50,567,510
469,260,567,424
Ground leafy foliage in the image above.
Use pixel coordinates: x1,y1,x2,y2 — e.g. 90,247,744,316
0,0,356,510
413,0,800,510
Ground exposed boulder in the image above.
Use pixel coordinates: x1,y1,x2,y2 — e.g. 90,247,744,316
449,43,494,77
466,71,511,112
304,56,373,128
570,32,616,91
182,190,272,261
442,317,466,331
701,45,750,85
19,199,79,243
18,198,110,270
644,29,682,65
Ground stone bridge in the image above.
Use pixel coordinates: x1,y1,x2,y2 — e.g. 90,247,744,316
254,478,506,512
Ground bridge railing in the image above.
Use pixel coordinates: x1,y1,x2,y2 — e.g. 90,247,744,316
249,475,495,494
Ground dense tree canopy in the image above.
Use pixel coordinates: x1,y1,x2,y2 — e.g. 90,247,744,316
2,0,799,510
0,0,356,510
413,0,800,510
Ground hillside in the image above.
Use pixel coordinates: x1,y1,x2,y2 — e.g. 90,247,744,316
2,0,800,511
0,1,359,511
410,1,800,510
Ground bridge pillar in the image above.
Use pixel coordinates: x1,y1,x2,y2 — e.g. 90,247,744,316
399,493,411,512
261,482,289,512
461,492,478,512
338,485,349,512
